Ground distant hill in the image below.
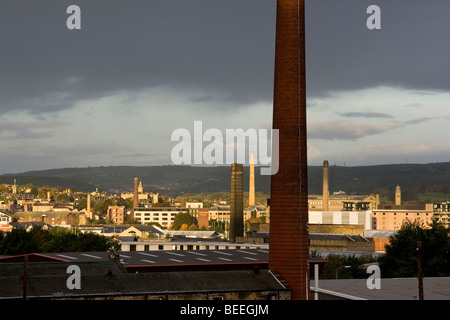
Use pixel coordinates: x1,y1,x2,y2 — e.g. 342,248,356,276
2,162,450,198
0,166,271,196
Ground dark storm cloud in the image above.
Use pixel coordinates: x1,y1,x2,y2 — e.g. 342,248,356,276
2,0,450,115
305,0,450,97
0,0,276,115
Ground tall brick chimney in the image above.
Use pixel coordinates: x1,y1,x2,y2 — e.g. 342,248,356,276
323,160,329,211
230,163,244,243
87,193,91,219
132,177,139,220
395,185,401,205
249,152,256,206
269,0,310,300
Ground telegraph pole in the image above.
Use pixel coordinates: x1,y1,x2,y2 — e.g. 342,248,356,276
417,241,424,300
22,255,29,300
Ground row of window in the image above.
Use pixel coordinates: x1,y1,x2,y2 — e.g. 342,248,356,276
139,217,173,221
373,212,429,216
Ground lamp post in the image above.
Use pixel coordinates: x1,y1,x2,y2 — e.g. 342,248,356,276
335,265,351,279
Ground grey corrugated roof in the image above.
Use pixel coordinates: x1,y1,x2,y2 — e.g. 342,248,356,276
40,249,269,267
1,268,287,299
315,277,450,300
0,249,269,268
309,233,369,242
364,229,397,238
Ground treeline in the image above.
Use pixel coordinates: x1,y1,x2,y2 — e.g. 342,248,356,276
0,227,119,256
379,219,450,278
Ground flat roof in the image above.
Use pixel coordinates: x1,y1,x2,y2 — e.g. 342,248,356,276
46,249,269,267
315,277,450,300
1,248,326,269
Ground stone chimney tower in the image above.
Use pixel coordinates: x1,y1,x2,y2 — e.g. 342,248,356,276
87,193,91,219
132,177,139,220
322,160,329,211
395,185,401,205
249,152,256,206
230,163,244,243
269,0,310,300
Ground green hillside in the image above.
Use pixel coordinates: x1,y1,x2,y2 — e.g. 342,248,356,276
2,162,450,201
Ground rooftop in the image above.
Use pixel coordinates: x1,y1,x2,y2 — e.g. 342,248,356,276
315,277,450,300
0,249,291,300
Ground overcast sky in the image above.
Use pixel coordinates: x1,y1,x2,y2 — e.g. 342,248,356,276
1,0,450,174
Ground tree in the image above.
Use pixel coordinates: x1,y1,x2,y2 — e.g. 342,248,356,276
56,193,70,203
93,198,114,215
172,212,193,230
116,197,130,209
0,226,119,255
379,218,450,278
0,228,39,255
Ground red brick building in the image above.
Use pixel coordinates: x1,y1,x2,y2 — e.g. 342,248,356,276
107,205,125,224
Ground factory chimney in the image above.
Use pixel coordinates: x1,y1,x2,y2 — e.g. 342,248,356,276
395,185,401,205
87,193,91,219
230,163,244,243
249,152,256,206
132,177,139,220
269,0,310,300
323,160,329,211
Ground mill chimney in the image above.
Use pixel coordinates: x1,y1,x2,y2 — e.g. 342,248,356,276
230,163,244,243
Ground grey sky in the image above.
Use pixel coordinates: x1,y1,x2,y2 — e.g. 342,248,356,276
1,0,450,174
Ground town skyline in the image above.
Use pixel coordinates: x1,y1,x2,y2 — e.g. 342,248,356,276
1,1,450,175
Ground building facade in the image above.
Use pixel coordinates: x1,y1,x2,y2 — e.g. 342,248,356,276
432,201,450,228
133,207,188,228
107,205,125,224
308,194,379,212
0,212,12,232
371,205,434,230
